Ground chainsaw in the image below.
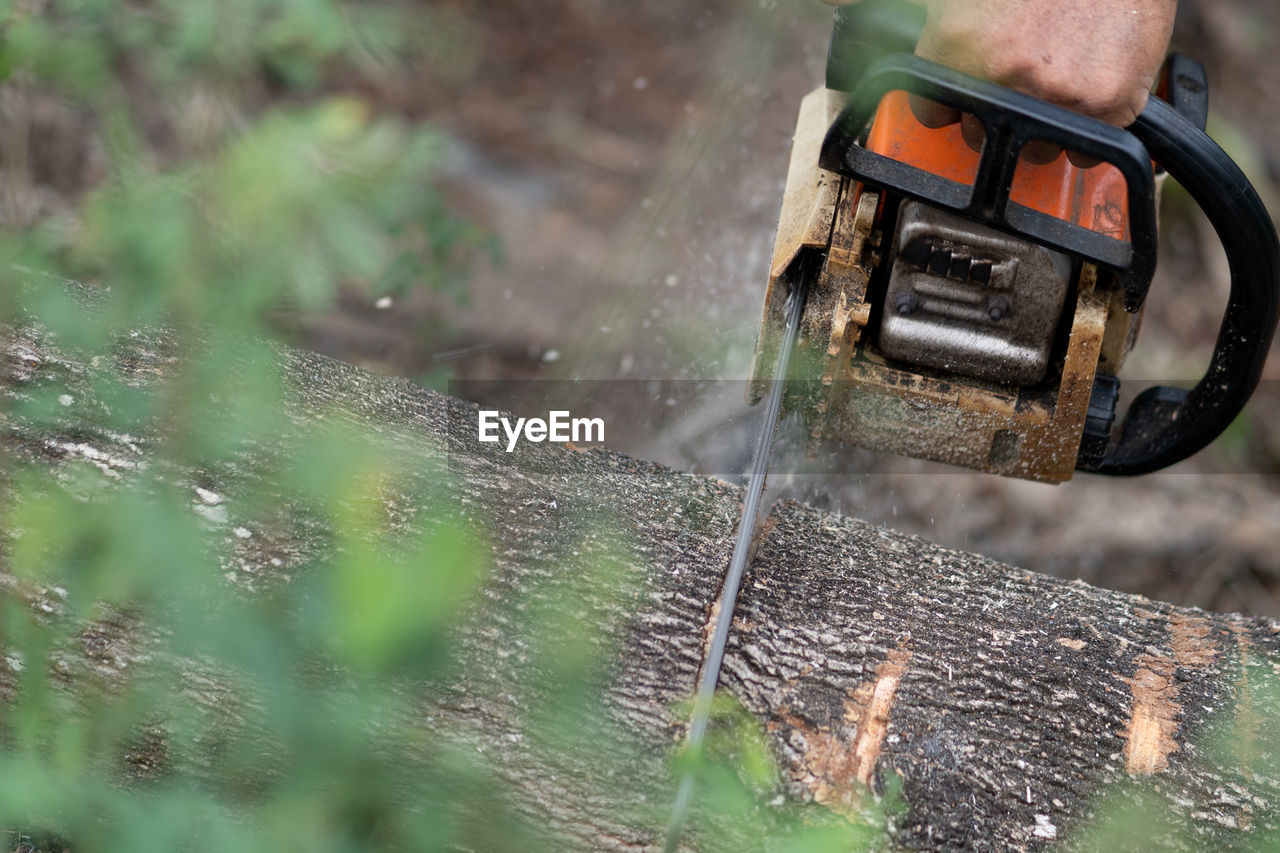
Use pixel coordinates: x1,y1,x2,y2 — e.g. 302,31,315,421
749,1,1280,483
666,2,1280,841
665,4,1279,846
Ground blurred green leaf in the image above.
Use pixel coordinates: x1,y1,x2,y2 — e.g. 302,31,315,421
0,1,911,851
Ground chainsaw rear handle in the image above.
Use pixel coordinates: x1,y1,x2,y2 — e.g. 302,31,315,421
1089,98,1279,474
818,53,1279,475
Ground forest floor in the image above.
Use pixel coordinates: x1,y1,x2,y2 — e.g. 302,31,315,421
298,0,1280,618
13,0,1277,618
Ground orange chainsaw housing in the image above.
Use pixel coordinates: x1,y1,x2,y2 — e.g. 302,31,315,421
753,45,1274,480
865,91,1131,241
749,85,1149,483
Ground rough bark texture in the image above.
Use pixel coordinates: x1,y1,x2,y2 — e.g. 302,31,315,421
2,320,1278,851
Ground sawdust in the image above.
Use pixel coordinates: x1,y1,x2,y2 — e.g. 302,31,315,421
1122,611,1218,775
779,637,913,812
846,641,913,788
698,597,722,676
1123,655,1180,775
1169,612,1218,668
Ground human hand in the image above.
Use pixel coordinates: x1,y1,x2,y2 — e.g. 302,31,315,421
820,0,1177,128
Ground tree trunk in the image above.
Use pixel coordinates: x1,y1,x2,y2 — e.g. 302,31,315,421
2,320,1277,851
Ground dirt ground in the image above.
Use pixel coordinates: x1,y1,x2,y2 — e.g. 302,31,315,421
12,0,1270,618
297,0,1280,619
314,0,1280,619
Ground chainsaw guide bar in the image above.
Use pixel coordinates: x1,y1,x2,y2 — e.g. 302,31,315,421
664,268,810,852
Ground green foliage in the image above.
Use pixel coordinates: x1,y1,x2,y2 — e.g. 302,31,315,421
1,0,475,98
0,1,886,850
73,99,445,323
0,1,518,850
667,693,900,853
1070,658,1280,851
1,0,492,334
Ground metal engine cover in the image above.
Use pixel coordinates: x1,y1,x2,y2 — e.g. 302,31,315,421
879,201,1073,385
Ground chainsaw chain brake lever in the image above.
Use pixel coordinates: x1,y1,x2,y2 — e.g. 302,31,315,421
818,52,1280,476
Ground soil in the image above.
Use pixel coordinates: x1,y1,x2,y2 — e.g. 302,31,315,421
315,0,1280,619
10,0,1280,617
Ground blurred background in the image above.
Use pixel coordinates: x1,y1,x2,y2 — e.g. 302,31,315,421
6,0,1277,617
2,1,1279,850
345,1,1280,618
404,0,1280,620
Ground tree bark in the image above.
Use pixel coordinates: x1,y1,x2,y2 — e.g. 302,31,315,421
1,320,1277,851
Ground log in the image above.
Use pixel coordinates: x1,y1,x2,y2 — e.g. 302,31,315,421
2,318,1278,852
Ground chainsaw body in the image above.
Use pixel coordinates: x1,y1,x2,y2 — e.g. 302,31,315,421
750,7,1278,483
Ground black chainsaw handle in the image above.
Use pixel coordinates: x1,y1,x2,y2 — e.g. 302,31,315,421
1086,97,1280,475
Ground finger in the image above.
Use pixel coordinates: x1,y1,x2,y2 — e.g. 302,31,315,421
908,93,961,128
1065,150,1103,169
960,113,985,153
1020,140,1062,165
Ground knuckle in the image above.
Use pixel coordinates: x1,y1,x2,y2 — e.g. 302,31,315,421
1022,65,1142,127
917,15,988,73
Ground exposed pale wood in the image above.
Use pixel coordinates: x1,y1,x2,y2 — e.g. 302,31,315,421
2,318,1278,851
